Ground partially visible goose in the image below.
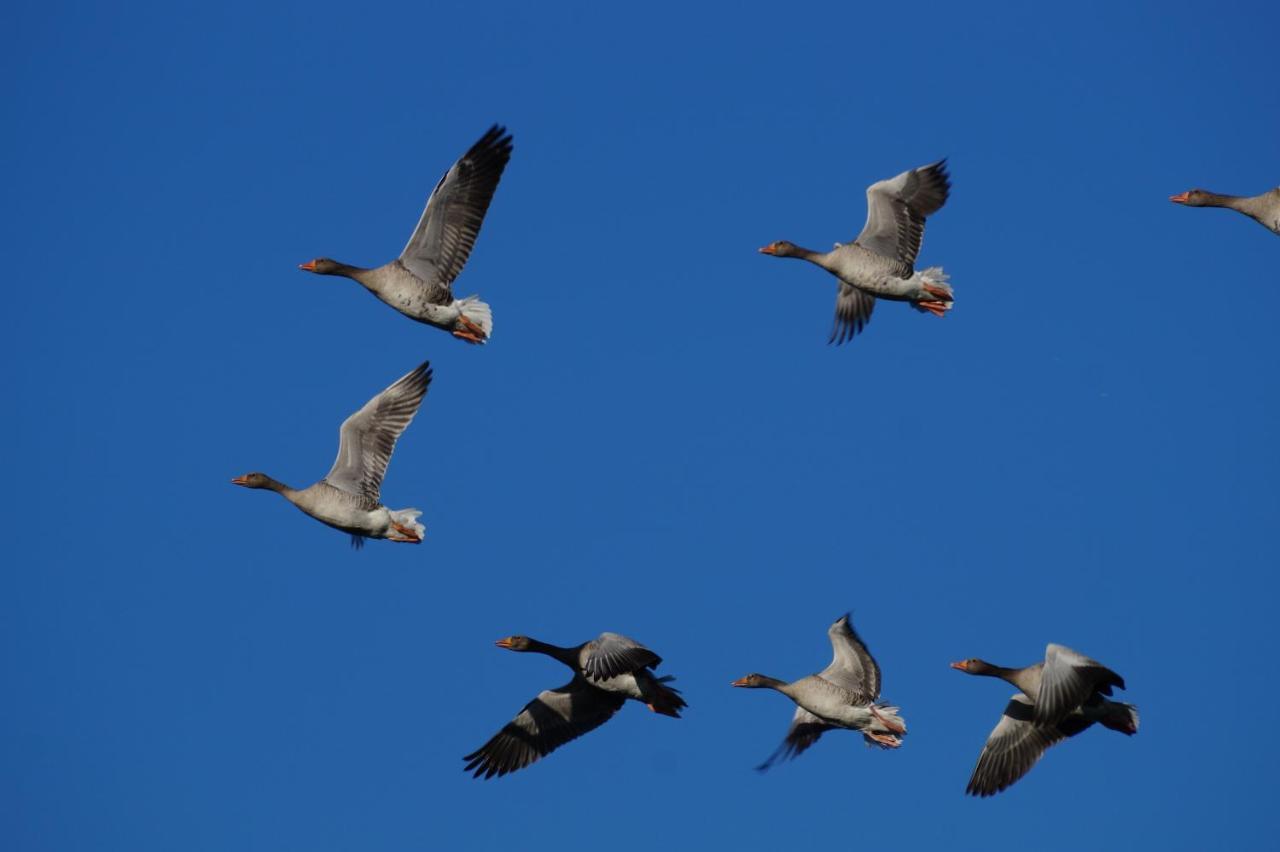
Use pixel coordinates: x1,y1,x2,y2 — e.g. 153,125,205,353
731,614,905,770
464,632,685,779
759,161,953,344
232,362,431,548
1171,186,1280,235
952,644,1139,796
300,125,514,342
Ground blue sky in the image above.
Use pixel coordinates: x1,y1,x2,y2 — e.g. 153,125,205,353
4,1,1278,849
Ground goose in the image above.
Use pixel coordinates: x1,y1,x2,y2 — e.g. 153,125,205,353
759,161,953,344
464,632,685,779
1170,186,1280,235
731,614,905,770
951,644,1139,796
231,362,431,548
299,125,514,342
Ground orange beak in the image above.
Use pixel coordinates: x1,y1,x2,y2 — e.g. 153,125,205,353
1169,192,1190,204
298,260,317,271
230,475,250,486
495,637,515,649
949,660,969,671
730,677,751,687
757,244,777,255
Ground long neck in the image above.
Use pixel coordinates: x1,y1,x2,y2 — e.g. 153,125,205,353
977,663,1039,696
321,260,378,288
258,474,298,499
754,675,791,692
524,639,581,668
784,245,830,265
1197,191,1245,210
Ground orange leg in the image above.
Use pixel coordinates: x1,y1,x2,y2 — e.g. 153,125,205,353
916,300,949,317
389,521,422,543
922,283,951,301
453,315,487,343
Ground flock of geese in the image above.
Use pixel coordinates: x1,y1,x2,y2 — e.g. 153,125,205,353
231,124,1277,796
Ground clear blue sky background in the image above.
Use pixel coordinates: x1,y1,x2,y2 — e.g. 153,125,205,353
5,1,1278,849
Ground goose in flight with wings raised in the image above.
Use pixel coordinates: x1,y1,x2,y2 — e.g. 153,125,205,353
732,614,906,770
231,362,431,547
300,126,514,343
464,632,685,779
759,160,953,344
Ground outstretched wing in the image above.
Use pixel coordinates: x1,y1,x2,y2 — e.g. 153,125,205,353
816,613,882,703
853,160,950,273
581,633,663,681
399,125,514,295
1034,643,1126,727
756,707,833,771
462,678,625,779
324,362,431,502
830,282,876,345
965,694,1093,797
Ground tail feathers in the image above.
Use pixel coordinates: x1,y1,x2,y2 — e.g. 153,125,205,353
1101,701,1139,736
456,295,493,340
387,508,426,543
646,675,687,718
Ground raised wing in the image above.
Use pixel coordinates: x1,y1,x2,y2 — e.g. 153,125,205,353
462,678,625,779
853,160,950,272
581,632,662,681
324,362,431,501
830,282,876,345
965,694,1093,797
400,125,514,293
816,613,881,703
756,707,833,772
1033,643,1126,727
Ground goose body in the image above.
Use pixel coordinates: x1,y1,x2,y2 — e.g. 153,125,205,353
464,632,685,779
952,643,1139,796
759,160,953,343
1171,186,1280,235
300,126,514,342
732,614,906,770
231,362,432,547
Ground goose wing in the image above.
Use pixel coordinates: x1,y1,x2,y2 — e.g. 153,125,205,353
399,125,513,298
756,707,833,771
853,160,950,273
815,613,881,703
581,632,663,681
829,282,876,345
1033,643,1126,726
462,677,625,779
323,362,431,502
966,694,1093,796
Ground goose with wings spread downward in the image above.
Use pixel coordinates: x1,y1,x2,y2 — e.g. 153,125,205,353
951,643,1139,796
231,362,431,548
732,614,906,770
759,160,953,344
463,632,686,779
299,126,514,343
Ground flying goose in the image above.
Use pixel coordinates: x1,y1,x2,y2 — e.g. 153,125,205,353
231,362,431,547
464,632,685,779
300,126,514,342
732,614,906,770
951,644,1139,796
759,160,953,344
